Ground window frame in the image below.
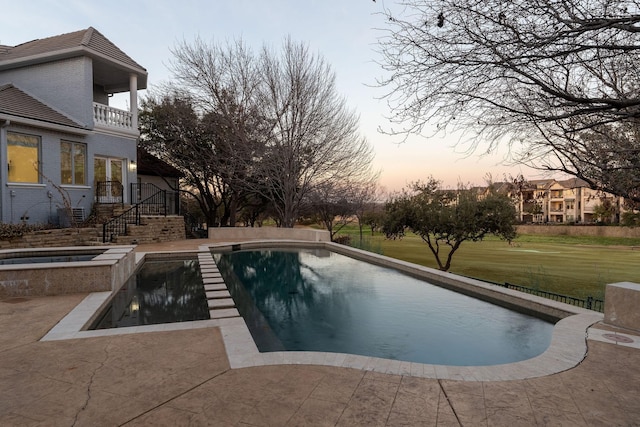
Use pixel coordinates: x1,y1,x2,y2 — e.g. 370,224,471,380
60,140,87,186
7,131,41,184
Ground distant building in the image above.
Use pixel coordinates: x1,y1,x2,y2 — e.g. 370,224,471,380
488,178,626,224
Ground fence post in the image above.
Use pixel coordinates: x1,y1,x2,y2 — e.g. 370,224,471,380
586,296,593,310
163,190,167,216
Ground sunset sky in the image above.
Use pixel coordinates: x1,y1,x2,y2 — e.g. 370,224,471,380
2,0,541,192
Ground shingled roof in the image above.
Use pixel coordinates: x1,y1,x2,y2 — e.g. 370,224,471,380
137,147,183,178
0,27,146,78
0,84,86,131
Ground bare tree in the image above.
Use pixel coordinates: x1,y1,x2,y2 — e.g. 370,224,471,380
352,179,383,244
139,93,228,227
377,0,640,203
168,38,271,226
154,37,376,228
256,38,376,227
306,176,379,241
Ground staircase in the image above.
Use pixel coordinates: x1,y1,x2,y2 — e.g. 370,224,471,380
98,183,185,244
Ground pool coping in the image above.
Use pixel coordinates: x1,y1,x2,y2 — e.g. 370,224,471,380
41,239,612,381
0,245,134,270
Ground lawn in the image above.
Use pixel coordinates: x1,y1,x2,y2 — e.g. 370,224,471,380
336,227,640,300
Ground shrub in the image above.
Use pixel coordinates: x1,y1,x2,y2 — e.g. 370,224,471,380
333,235,351,245
622,212,640,227
0,223,50,240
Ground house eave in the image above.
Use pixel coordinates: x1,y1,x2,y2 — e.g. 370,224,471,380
0,113,91,135
0,46,147,89
94,123,140,138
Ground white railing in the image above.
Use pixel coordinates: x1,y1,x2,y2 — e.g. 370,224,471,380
93,103,133,130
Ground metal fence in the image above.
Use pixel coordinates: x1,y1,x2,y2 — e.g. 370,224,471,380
95,181,123,205
502,282,604,312
131,183,180,215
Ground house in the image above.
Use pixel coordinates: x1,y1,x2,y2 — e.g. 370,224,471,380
0,27,146,225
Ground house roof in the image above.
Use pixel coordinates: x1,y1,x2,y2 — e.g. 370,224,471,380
0,27,147,88
0,83,87,131
137,147,183,178
527,179,556,189
558,177,591,189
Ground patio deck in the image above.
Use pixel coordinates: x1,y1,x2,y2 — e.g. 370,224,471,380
1,238,638,425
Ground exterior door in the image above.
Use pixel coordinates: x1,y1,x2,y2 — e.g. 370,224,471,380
94,157,124,203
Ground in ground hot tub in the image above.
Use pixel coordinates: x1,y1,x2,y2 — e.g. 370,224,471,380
0,246,136,298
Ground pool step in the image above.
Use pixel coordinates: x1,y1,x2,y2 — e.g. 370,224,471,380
198,252,240,320
206,290,231,299
204,283,227,292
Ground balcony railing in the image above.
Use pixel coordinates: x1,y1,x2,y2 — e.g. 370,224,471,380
93,103,133,130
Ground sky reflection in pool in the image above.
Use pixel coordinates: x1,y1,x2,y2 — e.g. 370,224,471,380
216,249,554,366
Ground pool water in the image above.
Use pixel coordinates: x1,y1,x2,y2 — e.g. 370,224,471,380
91,258,209,329
215,249,555,366
0,252,101,265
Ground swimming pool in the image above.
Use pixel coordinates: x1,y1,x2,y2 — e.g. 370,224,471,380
215,248,555,366
91,257,209,329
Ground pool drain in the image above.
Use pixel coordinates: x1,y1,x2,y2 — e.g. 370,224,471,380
602,333,634,344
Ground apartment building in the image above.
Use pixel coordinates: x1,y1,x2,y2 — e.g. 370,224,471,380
515,178,624,224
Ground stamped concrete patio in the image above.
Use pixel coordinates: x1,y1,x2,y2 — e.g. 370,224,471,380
1,238,639,426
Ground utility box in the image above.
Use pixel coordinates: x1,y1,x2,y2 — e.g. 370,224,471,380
604,282,640,332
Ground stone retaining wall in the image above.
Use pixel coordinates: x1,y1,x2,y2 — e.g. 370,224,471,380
113,215,186,245
0,216,186,248
517,224,640,238
0,228,101,249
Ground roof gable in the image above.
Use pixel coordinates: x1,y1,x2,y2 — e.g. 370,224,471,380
558,177,590,189
0,83,86,130
0,27,146,76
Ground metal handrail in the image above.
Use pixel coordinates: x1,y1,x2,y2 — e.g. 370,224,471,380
130,183,168,216
103,204,140,243
102,186,167,243
95,181,123,205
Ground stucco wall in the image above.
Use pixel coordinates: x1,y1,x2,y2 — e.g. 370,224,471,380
0,57,93,126
1,124,94,225
0,122,137,225
208,227,331,242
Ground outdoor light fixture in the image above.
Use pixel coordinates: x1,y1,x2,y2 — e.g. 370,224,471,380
129,295,140,316
129,160,137,172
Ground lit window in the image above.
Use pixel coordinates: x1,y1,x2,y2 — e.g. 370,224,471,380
7,132,40,183
61,141,86,185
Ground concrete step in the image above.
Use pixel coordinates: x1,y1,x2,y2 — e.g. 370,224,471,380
198,252,240,319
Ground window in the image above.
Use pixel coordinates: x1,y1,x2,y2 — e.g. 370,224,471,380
61,141,86,185
7,132,40,183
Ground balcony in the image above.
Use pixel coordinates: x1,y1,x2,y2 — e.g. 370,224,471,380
93,103,137,135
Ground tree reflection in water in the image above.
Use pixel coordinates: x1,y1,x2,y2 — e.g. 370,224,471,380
215,249,554,366
216,249,356,352
93,258,209,329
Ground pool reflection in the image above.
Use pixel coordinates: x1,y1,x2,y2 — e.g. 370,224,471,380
216,249,555,366
92,258,209,329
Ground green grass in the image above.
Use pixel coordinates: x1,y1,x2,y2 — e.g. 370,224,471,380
337,226,640,301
